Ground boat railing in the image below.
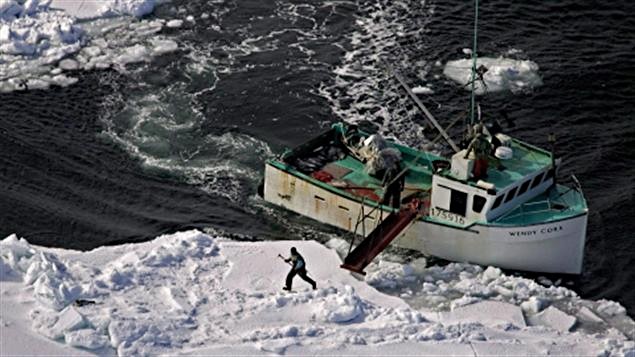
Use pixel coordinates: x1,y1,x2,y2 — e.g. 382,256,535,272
348,197,388,255
495,194,582,225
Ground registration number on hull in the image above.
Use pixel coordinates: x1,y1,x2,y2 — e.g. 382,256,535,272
429,207,465,225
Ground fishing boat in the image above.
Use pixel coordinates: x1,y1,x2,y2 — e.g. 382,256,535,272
261,2,588,275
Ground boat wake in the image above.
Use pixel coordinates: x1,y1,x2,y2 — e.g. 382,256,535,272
318,0,438,148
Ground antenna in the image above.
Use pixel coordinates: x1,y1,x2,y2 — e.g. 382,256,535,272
469,0,479,126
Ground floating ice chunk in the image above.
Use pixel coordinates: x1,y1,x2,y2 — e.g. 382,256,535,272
108,0,156,18
481,266,502,284
506,48,523,55
520,296,545,314
1,0,172,93
49,0,105,19
116,44,150,65
50,0,156,19
365,259,417,290
443,57,543,95
529,306,576,332
82,45,101,57
58,58,78,70
597,299,627,317
151,38,178,56
538,276,553,286
166,19,182,28
578,306,604,323
412,86,434,95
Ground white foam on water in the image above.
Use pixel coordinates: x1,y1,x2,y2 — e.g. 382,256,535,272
97,68,273,202
318,0,436,148
92,0,344,202
1,231,633,356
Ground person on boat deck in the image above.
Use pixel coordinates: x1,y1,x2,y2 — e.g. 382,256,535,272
382,162,406,209
283,247,317,291
464,123,492,180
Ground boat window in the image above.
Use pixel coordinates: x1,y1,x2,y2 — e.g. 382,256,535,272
491,195,504,210
518,180,531,196
530,172,545,188
449,189,468,217
544,168,554,181
504,187,518,203
472,195,486,213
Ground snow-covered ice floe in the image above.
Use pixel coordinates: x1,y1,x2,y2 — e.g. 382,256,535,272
0,0,177,92
1,231,634,356
443,57,543,95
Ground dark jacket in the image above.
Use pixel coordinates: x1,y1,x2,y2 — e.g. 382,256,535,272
286,252,306,271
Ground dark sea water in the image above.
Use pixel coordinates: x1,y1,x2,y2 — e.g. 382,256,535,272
1,0,634,314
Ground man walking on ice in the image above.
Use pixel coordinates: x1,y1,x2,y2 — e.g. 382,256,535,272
279,247,317,291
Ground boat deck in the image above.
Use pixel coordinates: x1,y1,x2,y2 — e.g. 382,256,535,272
442,139,553,190
273,123,586,227
308,149,436,204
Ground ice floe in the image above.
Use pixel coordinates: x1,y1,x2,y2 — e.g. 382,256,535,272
0,0,178,92
443,57,543,95
50,0,157,19
1,230,634,355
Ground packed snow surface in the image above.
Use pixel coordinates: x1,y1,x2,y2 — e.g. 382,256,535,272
1,230,633,356
443,57,543,95
0,0,177,92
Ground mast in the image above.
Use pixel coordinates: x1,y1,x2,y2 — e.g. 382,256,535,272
393,70,460,153
469,0,479,126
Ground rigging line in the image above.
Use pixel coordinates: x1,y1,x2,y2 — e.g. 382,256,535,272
469,0,479,126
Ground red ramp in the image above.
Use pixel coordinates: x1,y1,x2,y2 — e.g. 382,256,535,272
340,207,418,275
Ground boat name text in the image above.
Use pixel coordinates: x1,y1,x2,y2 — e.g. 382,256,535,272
508,225,563,237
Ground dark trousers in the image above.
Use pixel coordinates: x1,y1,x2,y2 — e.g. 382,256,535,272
286,268,315,289
473,158,488,179
383,184,402,209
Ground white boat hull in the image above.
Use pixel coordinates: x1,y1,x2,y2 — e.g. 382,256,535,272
396,214,587,274
264,163,587,274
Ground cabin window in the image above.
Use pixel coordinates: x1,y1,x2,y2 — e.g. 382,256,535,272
449,189,468,217
530,172,545,188
544,168,554,181
504,187,518,203
434,185,451,211
518,180,531,196
491,195,504,210
472,195,486,213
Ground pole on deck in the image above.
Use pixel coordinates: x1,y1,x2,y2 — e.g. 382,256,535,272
391,69,460,153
